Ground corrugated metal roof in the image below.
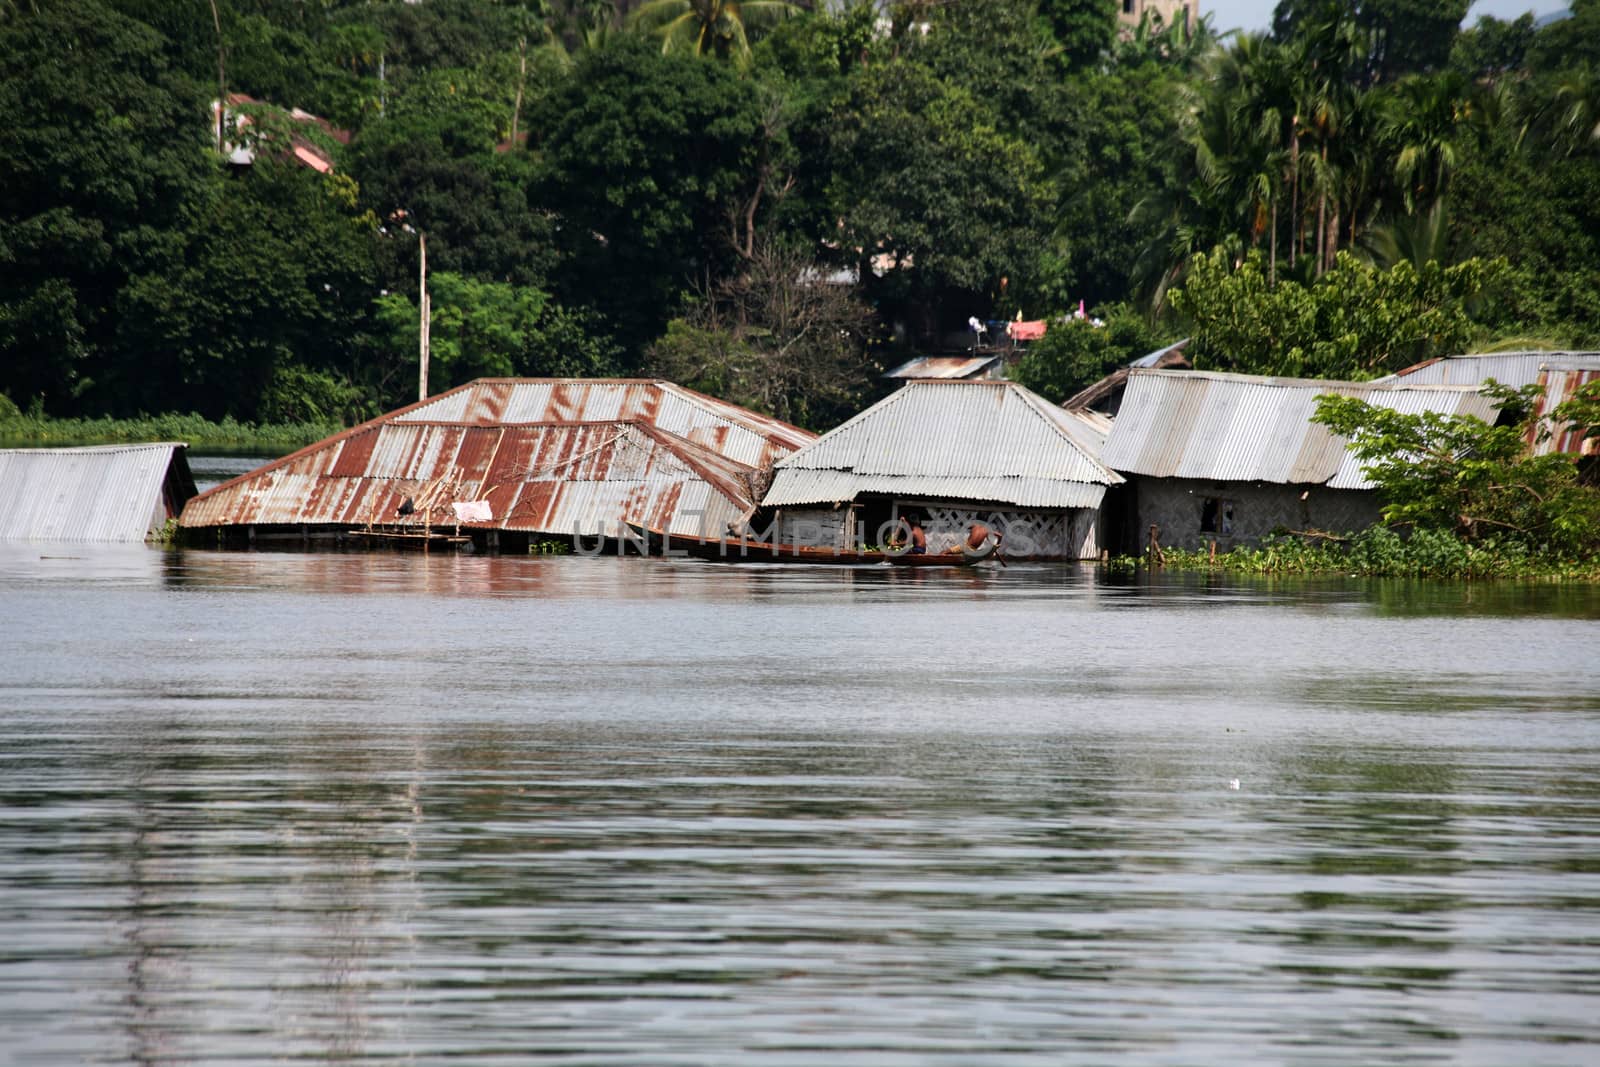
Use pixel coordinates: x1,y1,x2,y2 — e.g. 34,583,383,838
393,379,813,468
181,380,812,539
1131,338,1190,368
0,444,193,542
1379,351,1600,389
882,355,1001,380
763,380,1121,509
1529,366,1600,456
1101,370,1500,489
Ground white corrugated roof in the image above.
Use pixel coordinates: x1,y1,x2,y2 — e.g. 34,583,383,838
763,380,1121,509
1378,351,1600,389
0,444,190,542
882,355,1000,380
1101,370,1500,489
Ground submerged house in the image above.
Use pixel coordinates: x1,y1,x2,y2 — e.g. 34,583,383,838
1098,369,1500,553
179,379,814,549
759,379,1123,560
0,443,195,543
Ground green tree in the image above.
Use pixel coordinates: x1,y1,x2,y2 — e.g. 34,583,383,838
374,271,619,396
1525,0,1600,76
1313,384,1600,556
1168,247,1512,378
1379,71,1484,214
629,0,800,66
1011,304,1178,404
1039,0,1118,73
528,37,767,358
1450,13,1535,80
825,59,1051,340
0,0,213,415
112,163,378,423
644,240,875,429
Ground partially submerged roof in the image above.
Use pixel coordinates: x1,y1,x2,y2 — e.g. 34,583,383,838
0,443,195,542
180,379,814,538
763,379,1122,510
882,354,1001,380
1378,351,1600,389
1101,369,1500,489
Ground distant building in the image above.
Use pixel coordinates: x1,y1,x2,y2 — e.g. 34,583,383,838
179,379,813,550
211,93,350,173
1118,0,1198,34
1099,369,1500,553
882,355,1004,382
761,379,1122,560
0,444,195,543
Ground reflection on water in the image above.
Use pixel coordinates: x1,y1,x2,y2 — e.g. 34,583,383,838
1,547,1598,1065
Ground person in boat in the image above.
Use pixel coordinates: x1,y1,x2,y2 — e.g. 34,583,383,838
890,514,927,554
964,521,1001,555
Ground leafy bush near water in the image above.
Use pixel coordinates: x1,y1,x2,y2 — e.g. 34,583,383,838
0,399,339,452
1141,528,1600,580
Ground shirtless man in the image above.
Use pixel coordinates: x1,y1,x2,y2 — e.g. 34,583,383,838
908,516,927,554
964,522,1001,554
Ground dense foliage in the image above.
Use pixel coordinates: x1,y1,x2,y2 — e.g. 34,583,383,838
1313,382,1600,558
2,0,1598,432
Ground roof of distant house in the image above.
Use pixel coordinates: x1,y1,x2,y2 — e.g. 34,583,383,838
1101,368,1501,489
764,379,1122,510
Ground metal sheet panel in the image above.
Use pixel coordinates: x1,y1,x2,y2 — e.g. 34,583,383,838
882,356,999,380
1529,367,1600,457
180,410,773,538
763,380,1119,509
392,379,814,470
1380,351,1600,389
0,444,190,542
1105,370,1499,488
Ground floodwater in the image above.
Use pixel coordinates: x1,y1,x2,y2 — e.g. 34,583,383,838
1,543,1598,1066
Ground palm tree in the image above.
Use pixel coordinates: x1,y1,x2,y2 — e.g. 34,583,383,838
629,0,800,66
1381,72,1482,215
1543,65,1600,157
1362,199,1453,271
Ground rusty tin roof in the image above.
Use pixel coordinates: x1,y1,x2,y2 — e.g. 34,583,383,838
180,380,813,538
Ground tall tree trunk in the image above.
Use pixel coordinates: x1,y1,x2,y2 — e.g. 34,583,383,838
209,0,225,152
1289,128,1300,262
1315,143,1328,276
509,37,527,149
1269,196,1278,286
1326,206,1340,274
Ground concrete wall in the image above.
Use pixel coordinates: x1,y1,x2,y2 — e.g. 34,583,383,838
1130,477,1382,552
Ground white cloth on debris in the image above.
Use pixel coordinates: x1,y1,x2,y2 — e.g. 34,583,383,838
451,500,493,522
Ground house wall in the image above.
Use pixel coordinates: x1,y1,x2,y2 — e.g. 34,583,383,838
774,500,1101,559
1130,477,1382,552
1118,0,1196,33
771,508,855,550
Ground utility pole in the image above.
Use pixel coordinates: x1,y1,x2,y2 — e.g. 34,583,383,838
418,231,430,402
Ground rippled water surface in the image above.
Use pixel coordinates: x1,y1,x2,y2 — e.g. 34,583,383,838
2,545,1598,1066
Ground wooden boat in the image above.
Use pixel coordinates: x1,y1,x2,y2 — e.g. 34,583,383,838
625,524,1000,567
